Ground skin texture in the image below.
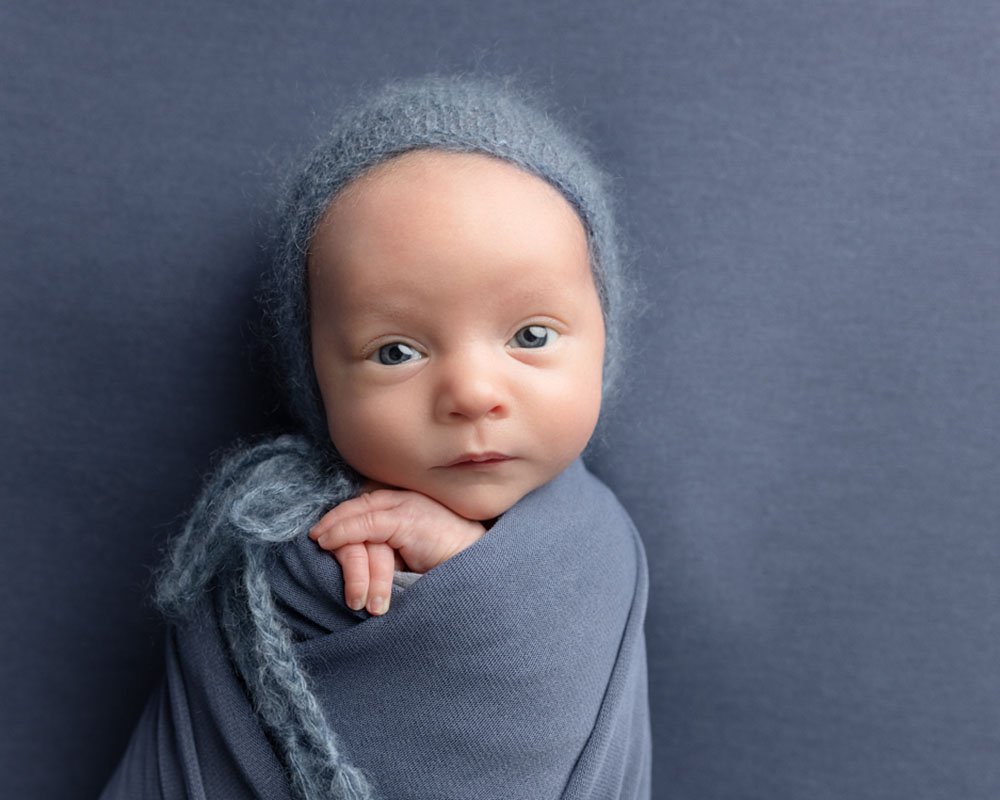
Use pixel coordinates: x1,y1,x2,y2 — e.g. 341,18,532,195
307,150,606,614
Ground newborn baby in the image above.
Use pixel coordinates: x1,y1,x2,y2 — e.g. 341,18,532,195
101,76,650,800
306,147,607,617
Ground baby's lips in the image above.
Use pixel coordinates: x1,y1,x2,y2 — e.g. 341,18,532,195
441,451,512,467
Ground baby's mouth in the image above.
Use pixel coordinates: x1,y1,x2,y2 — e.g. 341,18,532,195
441,452,513,468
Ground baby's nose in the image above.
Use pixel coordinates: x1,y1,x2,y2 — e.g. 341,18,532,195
433,353,509,422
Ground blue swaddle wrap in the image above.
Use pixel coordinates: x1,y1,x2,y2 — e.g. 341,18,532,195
101,435,651,799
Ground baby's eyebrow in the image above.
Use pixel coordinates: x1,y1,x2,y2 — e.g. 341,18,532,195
340,296,418,324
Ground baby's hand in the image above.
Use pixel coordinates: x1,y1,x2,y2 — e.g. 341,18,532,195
308,488,486,616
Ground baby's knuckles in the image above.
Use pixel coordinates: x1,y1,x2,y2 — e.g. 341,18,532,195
312,488,485,574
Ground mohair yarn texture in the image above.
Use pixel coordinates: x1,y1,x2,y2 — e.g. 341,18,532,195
100,437,651,799
263,74,630,445
153,437,370,799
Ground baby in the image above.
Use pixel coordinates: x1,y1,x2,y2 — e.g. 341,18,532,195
103,75,649,800
304,146,606,617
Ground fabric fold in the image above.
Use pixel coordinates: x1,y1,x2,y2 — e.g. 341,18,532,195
101,436,650,799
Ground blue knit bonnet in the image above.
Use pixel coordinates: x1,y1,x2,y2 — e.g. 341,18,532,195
265,75,627,446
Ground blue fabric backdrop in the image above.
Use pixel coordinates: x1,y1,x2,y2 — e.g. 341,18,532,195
2,2,998,798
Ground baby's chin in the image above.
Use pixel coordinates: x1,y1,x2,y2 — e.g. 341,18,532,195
425,476,554,523
417,488,520,523
441,495,518,524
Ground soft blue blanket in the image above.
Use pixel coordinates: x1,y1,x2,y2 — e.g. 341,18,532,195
101,436,650,799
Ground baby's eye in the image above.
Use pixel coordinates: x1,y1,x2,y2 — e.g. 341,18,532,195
371,342,424,365
509,325,558,349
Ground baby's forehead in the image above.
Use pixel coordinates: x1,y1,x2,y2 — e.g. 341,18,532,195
307,148,597,325
321,149,579,224
318,150,583,246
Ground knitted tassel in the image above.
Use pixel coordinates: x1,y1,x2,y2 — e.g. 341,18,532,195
157,435,372,800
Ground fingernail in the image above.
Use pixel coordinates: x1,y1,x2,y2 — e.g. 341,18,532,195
348,596,365,611
368,596,388,615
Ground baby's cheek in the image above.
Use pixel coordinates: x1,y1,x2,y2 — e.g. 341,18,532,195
331,417,419,492
545,371,603,458
324,405,378,471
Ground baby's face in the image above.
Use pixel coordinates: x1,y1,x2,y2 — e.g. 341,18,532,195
308,150,605,521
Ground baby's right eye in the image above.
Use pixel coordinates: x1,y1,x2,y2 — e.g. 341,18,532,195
371,342,424,365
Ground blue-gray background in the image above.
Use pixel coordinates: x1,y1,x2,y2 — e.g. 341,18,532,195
2,2,998,798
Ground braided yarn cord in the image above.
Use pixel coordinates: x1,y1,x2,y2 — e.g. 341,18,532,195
156,435,374,800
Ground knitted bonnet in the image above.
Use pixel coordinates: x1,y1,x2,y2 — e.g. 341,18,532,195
264,74,627,445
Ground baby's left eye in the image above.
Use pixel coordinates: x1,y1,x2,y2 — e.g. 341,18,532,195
508,325,558,349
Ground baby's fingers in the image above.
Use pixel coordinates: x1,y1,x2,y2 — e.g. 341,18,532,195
309,491,404,539
310,506,404,552
333,543,369,611
365,543,395,616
